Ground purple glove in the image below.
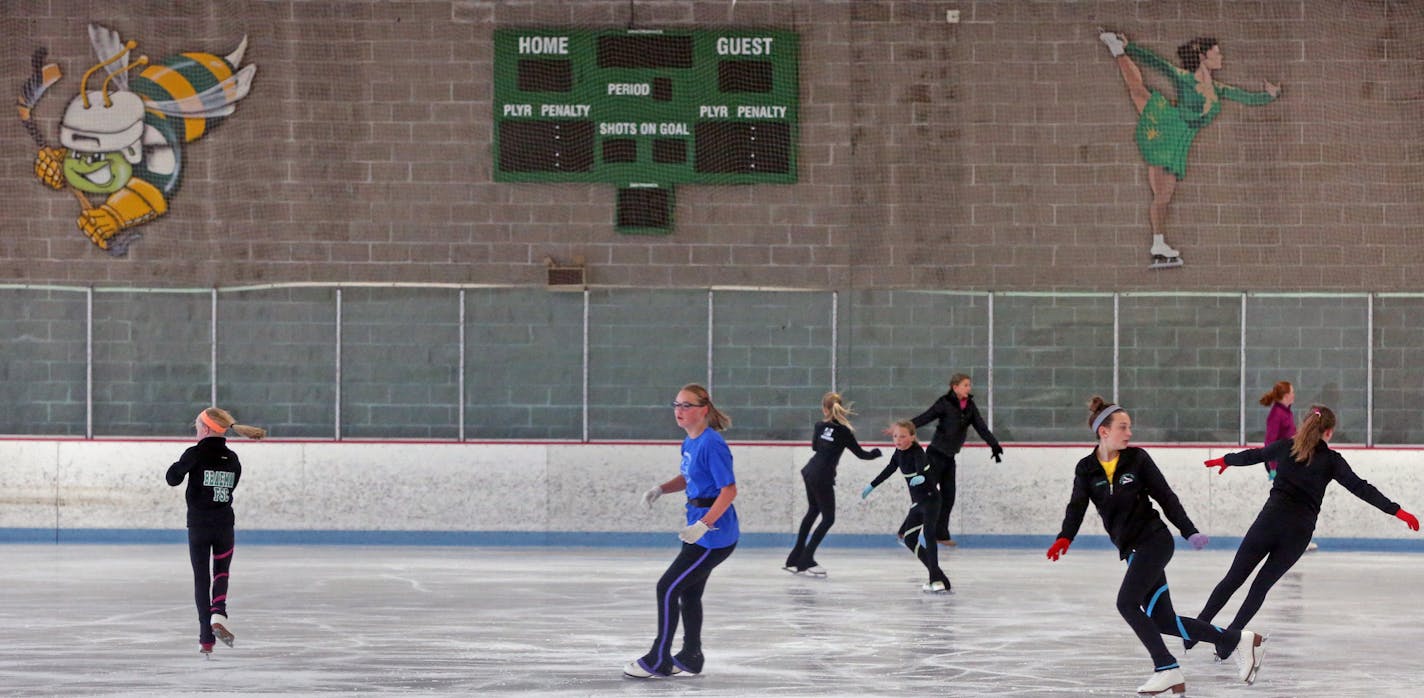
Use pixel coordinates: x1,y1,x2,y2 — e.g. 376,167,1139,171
1188,533,1209,550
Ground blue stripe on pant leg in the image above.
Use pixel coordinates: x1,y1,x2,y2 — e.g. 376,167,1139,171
657,546,713,663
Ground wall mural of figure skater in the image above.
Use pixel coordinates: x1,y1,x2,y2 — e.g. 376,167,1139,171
1098,31,1280,270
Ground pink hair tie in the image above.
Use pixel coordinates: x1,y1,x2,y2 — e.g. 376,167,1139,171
1311,409,1321,417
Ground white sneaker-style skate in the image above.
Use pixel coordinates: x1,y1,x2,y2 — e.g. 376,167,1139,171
805,565,827,577
210,614,234,648
1149,235,1184,269
1135,667,1186,695
623,660,661,679
1099,30,1126,57
921,580,947,593
1234,630,1266,684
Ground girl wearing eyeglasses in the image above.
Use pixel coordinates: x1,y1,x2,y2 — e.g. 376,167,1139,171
625,384,738,679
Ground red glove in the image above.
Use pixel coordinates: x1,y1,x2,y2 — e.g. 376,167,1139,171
1397,508,1419,531
1046,537,1071,561
1204,457,1228,474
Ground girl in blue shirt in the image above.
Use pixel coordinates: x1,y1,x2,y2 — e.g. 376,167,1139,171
625,383,738,679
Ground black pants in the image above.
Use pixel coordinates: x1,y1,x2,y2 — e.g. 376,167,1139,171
897,497,948,585
786,467,835,569
1198,509,1313,631
927,448,956,540
637,542,736,676
1120,528,1240,670
188,525,235,645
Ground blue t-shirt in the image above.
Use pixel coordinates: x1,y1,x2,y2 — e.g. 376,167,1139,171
680,428,739,549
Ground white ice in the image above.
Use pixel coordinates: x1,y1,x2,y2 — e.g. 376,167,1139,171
0,544,1419,696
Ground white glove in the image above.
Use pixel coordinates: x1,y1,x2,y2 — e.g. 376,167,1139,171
679,520,710,544
641,485,662,509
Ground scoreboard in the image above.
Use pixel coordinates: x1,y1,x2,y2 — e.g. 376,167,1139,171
493,28,799,233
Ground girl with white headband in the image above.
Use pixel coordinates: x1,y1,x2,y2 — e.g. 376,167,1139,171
1047,396,1265,695
165,406,266,655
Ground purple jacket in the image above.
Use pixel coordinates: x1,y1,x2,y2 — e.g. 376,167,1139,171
1263,402,1296,475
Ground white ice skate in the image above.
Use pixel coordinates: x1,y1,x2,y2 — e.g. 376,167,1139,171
1234,630,1266,684
1135,667,1186,695
1149,235,1184,270
623,660,661,679
1099,29,1126,57
921,580,947,593
805,565,827,578
210,614,234,648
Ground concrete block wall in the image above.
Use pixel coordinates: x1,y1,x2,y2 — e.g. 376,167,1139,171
3,439,1421,551
1,1,1421,291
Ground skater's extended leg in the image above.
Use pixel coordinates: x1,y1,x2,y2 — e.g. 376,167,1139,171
208,527,236,647
798,472,837,569
1198,520,1276,626
187,527,217,647
1147,167,1178,239
1117,532,1180,671
786,476,820,569
1227,528,1310,631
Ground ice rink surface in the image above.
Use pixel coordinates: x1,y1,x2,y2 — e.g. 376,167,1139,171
1,543,1420,697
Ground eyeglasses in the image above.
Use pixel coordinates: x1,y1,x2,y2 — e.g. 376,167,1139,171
670,401,706,410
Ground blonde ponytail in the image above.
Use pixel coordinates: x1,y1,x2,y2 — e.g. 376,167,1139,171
822,391,855,430
202,407,268,440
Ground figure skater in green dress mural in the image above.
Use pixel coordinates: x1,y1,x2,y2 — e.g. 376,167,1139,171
1099,32,1280,269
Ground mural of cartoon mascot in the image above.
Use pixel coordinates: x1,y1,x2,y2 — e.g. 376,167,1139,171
19,24,256,255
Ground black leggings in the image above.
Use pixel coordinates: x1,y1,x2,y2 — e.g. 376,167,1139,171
637,542,736,675
187,525,235,645
1198,510,1313,630
897,497,948,585
1120,528,1240,670
786,468,835,569
927,448,956,540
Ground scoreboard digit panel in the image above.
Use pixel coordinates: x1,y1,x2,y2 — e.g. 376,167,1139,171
493,28,798,186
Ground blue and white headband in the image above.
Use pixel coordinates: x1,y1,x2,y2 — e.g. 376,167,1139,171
1091,405,1124,435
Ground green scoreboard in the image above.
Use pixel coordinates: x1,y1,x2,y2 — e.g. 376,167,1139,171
493,28,799,233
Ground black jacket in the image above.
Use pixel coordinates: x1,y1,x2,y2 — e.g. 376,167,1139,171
166,436,243,528
1225,439,1399,522
869,442,937,504
802,420,881,477
1057,447,1199,560
911,393,1002,459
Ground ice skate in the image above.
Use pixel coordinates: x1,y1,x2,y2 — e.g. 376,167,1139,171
1149,234,1184,270
804,564,827,578
623,659,665,679
671,649,703,676
210,614,234,648
1135,667,1186,695
938,538,957,547
921,580,947,593
1234,630,1266,684
782,564,804,575
199,642,214,656
1098,29,1126,57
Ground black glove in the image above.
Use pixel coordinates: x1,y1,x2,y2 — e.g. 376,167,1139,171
991,449,1003,463
869,448,883,458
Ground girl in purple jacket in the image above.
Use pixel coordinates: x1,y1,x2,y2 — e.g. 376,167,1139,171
1259,381,1296,479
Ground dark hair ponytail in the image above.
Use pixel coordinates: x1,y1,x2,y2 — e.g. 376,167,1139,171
1177,36,1217,71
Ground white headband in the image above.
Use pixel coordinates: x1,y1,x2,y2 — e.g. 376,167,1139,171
1091,405,1124,435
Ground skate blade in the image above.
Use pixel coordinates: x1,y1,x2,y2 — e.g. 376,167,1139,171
1136,683,1186,696
212,624,235,648
1149,258,1184,270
